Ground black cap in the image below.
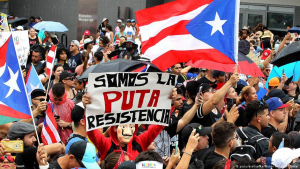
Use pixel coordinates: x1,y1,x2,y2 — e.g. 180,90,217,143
267,89,290,103
126,19,131,22
186,81,200,95
36,16,42,20
31,89,46,99
181,123,212,146
59,71,77,82
213,70,225,78
71,102,85,123
199,83,217,93
117,161,136,169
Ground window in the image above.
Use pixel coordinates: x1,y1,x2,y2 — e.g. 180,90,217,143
267,13,293,29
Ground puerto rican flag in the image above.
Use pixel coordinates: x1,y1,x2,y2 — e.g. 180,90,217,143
135,0,240,71
41,105,61,145
46,46,57,76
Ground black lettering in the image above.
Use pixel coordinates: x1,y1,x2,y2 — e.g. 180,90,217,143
135,73,149,86
156,73,166,84
95,115,104,127
166,74,176,86
87,116,95,130
118,73,128,87
105,113,115,125
128,73,138,86
147,109,154,121
94,75,106,88
154,109,161,122
163,109,170,124
130,110,138,123
120,112,131,123
138,110,147,122
116,112,121,123
160,109,165,122
106,74,118,87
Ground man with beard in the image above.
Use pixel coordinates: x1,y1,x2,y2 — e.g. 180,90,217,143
7,122,64,169
26,48,43,73
30,89,48,125
120,39,139,60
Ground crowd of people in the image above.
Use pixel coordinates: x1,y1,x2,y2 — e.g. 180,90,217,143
1,14,300,169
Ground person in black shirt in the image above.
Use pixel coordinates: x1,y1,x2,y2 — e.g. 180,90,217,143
68,40,82,73
197,69,216,85
56,47,71,71
268,132,290,154
262,97,290,138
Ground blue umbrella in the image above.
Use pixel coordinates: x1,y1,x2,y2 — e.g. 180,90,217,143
265,61,300,89
288,27,300,34
33,21,68,32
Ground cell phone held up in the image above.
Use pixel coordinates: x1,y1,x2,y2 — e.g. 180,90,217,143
54,115,60,119
1,140,24,153
197,86,203,99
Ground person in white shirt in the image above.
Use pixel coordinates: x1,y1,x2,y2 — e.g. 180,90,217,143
125,19,135,41
105,24,114,43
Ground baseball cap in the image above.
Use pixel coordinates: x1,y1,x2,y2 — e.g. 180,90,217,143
8,122,37,140
267,89,290,103
36,16,42,21
31,89,47,100
242,26,249,30
59,71,77,82
269,77,280,87
126,19,131,22
261,49,271,60
116,19,122,23
182,123,212,146
272,148,300,169
212,70,225,78
71,40,80,47
16,26,23,30
131,19,136,23
199,83,217,93
118,161,136,169
69,141,100,169
84,38,93,45
71,102,85,123
266,97,289,112
83,30,90,36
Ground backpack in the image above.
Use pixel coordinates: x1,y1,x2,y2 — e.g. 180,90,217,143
230,127,268,161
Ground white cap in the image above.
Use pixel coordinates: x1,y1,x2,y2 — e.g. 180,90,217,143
242,26,249,30
116,19,122,23
49,32,56,38
16,26,23,30
272,148,300,168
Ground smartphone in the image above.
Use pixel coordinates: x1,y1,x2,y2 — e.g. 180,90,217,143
1,140,24,153
54,115,60,119
197,86,203,99
174,141,178,155
291,33,295,38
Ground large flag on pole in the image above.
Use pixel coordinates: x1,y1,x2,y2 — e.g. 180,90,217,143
135,0,240,71
41,105,61,145
26,64,45,106
0,36,32,124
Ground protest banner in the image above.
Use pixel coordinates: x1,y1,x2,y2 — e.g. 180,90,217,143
0,31,30,66
86,72,177,131
0,13,10,32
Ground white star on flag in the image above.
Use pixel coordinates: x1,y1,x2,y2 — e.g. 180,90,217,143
205,12,227,36
27,83,40,96
4,66,21,98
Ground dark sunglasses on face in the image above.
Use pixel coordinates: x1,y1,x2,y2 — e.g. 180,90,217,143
69,45,75,47
65,77,75,81
0,155,15,163
127,42,133,45
34,98,45,102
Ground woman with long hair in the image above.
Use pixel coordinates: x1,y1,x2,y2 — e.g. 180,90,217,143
28,28,42,47
75,51,89,75
105,24,114,43
56,47,71,71
59,71,77,100
44,64,64,91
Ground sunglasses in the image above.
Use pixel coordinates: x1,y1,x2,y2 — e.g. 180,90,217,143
126,42,133,45
0,155,15,163
64,77,75,81
256,101,264,117
70,45,75,47
34,98,45,102
202,88,216,94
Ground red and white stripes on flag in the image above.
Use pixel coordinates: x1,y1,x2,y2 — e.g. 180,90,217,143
41,105,61,145
46,46,57,77
135,0,214,71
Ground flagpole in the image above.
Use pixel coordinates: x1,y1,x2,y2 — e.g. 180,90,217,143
234,0,240,88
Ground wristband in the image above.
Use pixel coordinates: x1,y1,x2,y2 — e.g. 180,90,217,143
183,151,192,156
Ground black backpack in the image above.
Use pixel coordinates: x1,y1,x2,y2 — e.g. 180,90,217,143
230,127,268,161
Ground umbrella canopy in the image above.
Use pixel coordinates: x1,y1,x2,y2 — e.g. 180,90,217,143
186,52,265,77
271,41,300,67
265,61,300,89
33,21,68,32
8,18,28,27
79,59,161,79
288,27,300,34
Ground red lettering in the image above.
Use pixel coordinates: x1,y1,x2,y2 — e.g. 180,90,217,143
136,90,150,108
103,91,122,113
147,90,160,107
121,91,135,110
